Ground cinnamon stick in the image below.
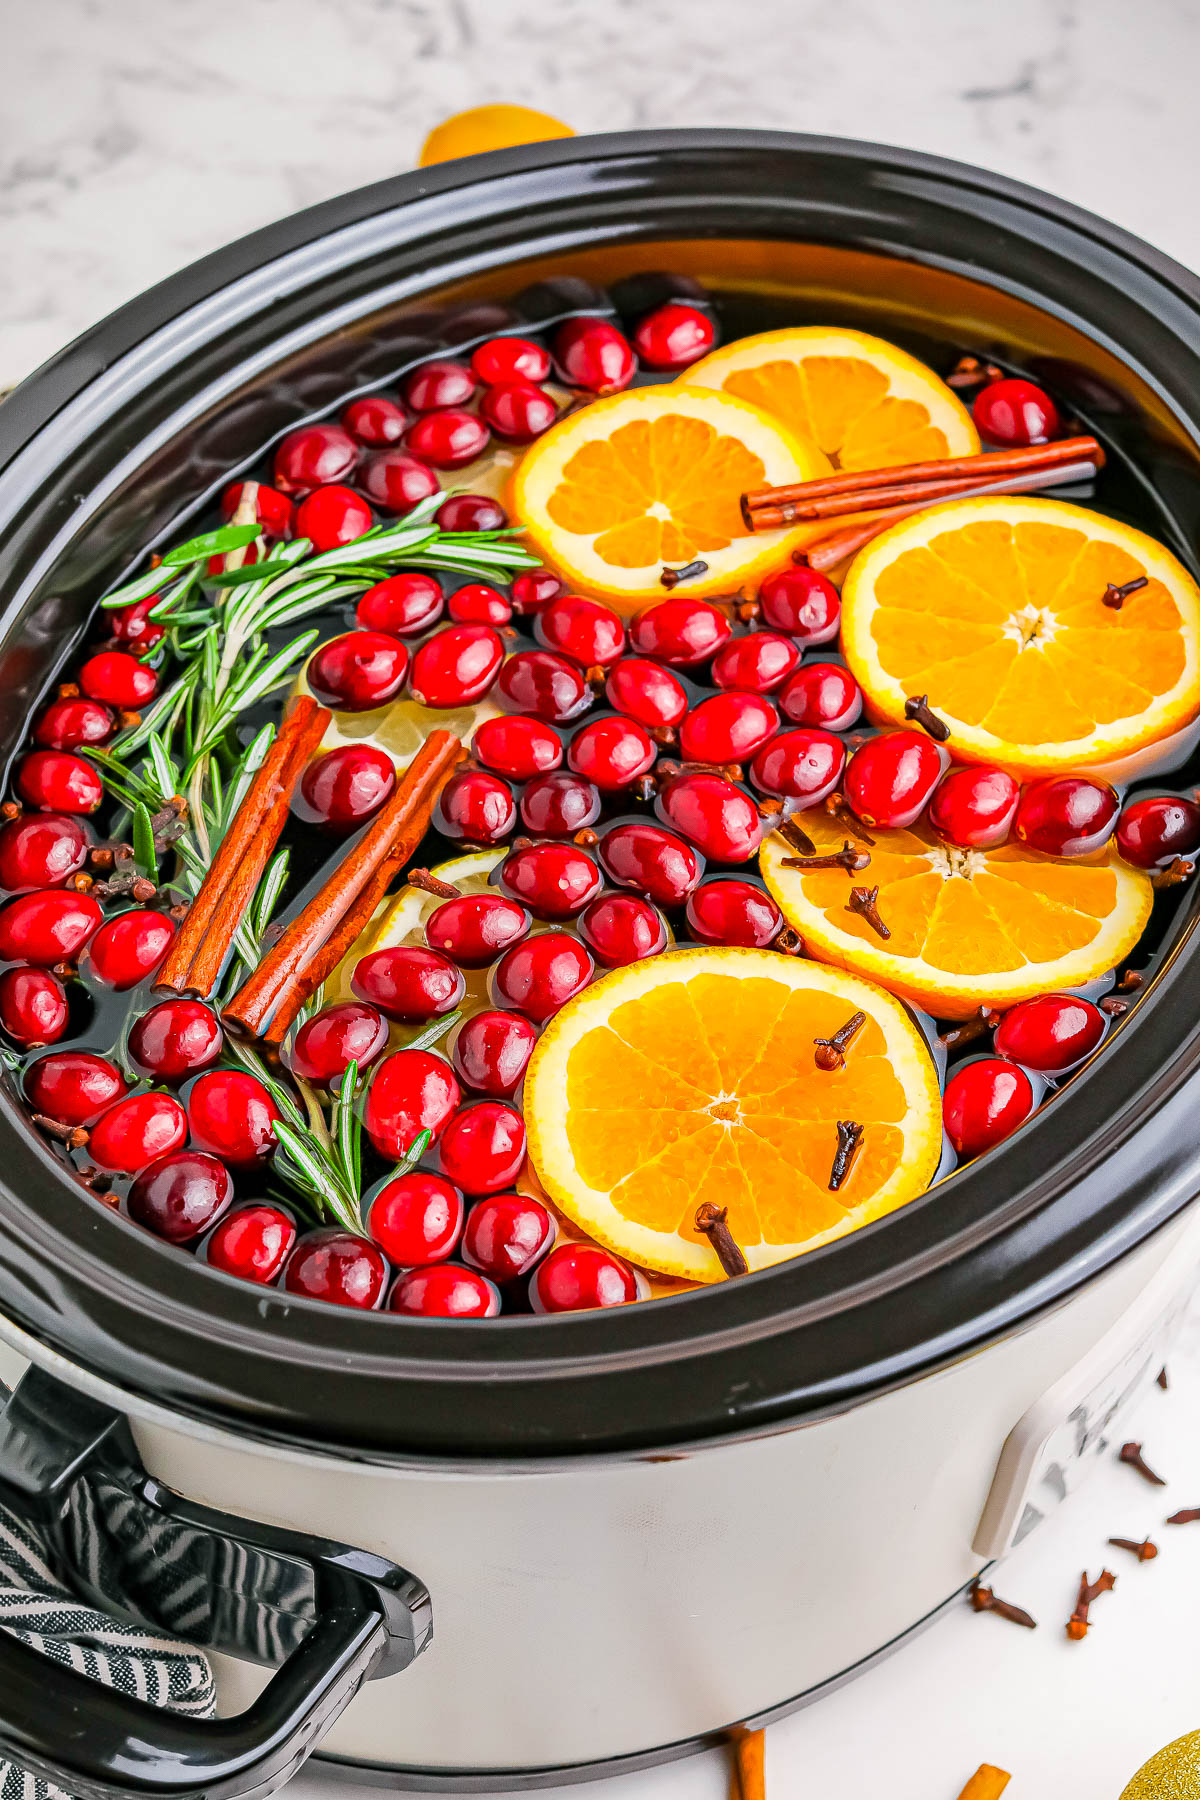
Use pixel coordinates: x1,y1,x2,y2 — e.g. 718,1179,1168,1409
727,1726,765,1800
155,693,330,997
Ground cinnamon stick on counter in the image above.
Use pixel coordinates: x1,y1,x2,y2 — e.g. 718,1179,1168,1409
727,1727,765,1800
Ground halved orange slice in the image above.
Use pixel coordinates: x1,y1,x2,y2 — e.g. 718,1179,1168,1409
523,947,942,1280
759,809,1153,1020
840,496,1200,775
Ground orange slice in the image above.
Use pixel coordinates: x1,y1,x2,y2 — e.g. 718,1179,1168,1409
509,385,827,611
523,947,942,1280
419,105,573,166
840,496,1200,775
759,809,1152,1020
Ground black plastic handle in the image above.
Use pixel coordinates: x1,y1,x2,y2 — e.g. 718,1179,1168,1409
0,1367,433,1800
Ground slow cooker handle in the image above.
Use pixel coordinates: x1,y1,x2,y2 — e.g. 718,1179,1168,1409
0,1366,434,1800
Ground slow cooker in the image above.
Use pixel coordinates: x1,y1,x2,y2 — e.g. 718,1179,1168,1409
1,129,1200,1798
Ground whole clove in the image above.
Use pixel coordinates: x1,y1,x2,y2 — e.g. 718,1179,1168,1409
659,559,709,589
773,816,817,857
695,1204,749,1278
846,885,890,939
1100,996,1128,1017
1101,575,1149,610
782,840,871,875
1119,1440,1166,1485
1157,1365,1169,1389
904,693,951,742
773,926,804,956
1166,1506,1200,1525
1118,968,1144,993
968,1581,1036,1629
1152,857,1192,889
1066,1568,1116,1639
814,1010,867,1071
824,792,876,845
1108,1536,1158,1561
945,355,1006,391
32,1113,89,1150
938,1007,1001,1051
406,868,462,899
828,1119,864,1190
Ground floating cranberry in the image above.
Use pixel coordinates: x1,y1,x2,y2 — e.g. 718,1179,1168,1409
929,766,1020,849
1116,795,1200,868
439,1100,526,1194
451,1010,536,1096
758,566,840,643
656,772,764,862
778,662,863,731
25,1051,126,1126
553,318,635,394
205,1204,296,1284
353,946,465,1023
605,657,689,730
500,842,601,919
86,908,174,989
364,1049,461,1159
578,893,667,967
973,378,1059,447
220,481,294,537
0,815,88,891
448,582,512,626
710,633,799,694
187,1069,280,1166
273,423,358,494
356,570,444,636
0,889,101,965
681,692,779,764
0,967,68,1046
632,302,715,371
129,999,222,1082
34,697,114,752
284,1230,387,1309
510,568,564,616
943,1058,1035,1159
479,381,557,443
306,632,408,712
389,1263,500,1317
402,360,476,412
520,771,601,836
405,408,490,470
108,593,167,650
294,485,373,552
497,650,589,722
686,879,783,947
409,625,505,708
994,994,1105,1074
537,596,626,669
435,769,517,844
568,716,656,790
426,894,530,968
89,1092,187,1175
471,337,551,386
341,394,408,447
844,732,943,830
17,751,103,815
299,745,395,831
359,450,441,515
750,727,844,803
1014,777,1119,857
434,493,507,533
127,1150,233,1244
629,599,730,666
463,1193,556,1282
473,715,562,780
289,1001,389,1086
599,820,702,906
492,932,594,1023
531,1242,641,1312
367,1171,464,1266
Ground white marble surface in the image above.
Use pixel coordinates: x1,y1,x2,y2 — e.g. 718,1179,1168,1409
6,2,1200,1794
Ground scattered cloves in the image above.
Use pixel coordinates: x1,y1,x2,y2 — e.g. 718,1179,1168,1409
32,1113,89,1150
904,693,951,742
1166,1506,1200,1525
824,792,875,845
938,1007,1001,1051
1065,1568,1116,1640
1157,1365,1169,1390
1108,1536,1158,1561
814,1010,867,1071
1101,576,1149,610
828,1119,864,1191
773,925,804,956
846,885,890,939
773,816,817,858
1100,996,1128,1017
968,1581,1036,1629
1119,1440,1166,1486
1118,968,1144,992
695,1203,749,1278
659,559,708,589
945,355,1006,390
782,840,871,875
573,827,600,848
407,868,462,899
1152,857,1192,889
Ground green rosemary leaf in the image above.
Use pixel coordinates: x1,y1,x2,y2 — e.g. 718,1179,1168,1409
222,629,318,717
271,1119,359,1234
222,1037,306,1130
333,1060,360,1196
131,803,158,880
107,668,196,764
144,731,179,802
100,565,179,612
161,522,260,567
403,1010,462,1054
252,847,289,938
390,1127,432,1181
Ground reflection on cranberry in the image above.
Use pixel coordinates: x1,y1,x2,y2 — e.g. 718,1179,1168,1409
284,1230,387,1309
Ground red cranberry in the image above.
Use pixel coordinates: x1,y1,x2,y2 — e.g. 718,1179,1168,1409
85,908,174,989
405,409,490,470
357,571,444,636
434,493,508,533
0,967,68,1046
435,769,517,844
438,1100,526,1194
79,652,157,710
943,1058,1035,1158
510,568,564,616
554,319,635,394
289,1001,389,1085
471,337,551,385
341,394,408,447
0,815,88,891
127,1150,232,1243
599,821,702,905
187,1069,280,1166
451,1010,536,1095
497,650,589,722
389,1264,500,1317
500,842,602,919
1116,795,1200,868
448,582,512,626
473,715,562,780
299,745,395,830
129,1000,222,1082
843,732,944,830
681,692,779,764
579,893,667,967
632,302,715,371
108,593,166,650
929,766,1020,849
367,1171,464,1265
531,1242,641,1312
89,1092,187,1175
537,596,626,669
656,772,764,862
205,1204,296,1284
294,485,373,552
273,423,358,494
568,716,655,790
973,378,1060,447
0,889,101,964
994,994,1105,1074
1014,777,1118,857
686,879,783,947
17,751,104,815
25,1051,127,1126
284,1230,387,1309
220,481,294,537
359,451,441,515
520,771,601,836
758,566,840,643
463,1193,555,1281
711,632,799,694
629,599,730,666
605,657,689,730
353,946,465,1022
750,727,845,803
307,632,408,711
34,697,114,752
402,360,476,412
409,625,504,707
779,662,863,731
364,1049,461,1158
425,894,530,967
479,381,557,443
492,932,594,1023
